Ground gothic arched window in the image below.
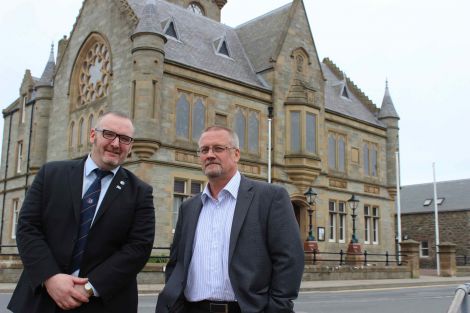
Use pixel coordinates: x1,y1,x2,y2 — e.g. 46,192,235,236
70,33,112,111
176,94,190,139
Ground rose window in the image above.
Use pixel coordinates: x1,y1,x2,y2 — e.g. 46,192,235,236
77,42,111,106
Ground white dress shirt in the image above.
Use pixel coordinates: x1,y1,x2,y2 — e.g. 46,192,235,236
184,171,241,301
72,156,119,295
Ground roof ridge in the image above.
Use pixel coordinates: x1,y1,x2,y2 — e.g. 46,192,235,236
234,2,291,29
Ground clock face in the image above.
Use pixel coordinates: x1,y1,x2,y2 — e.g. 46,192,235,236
188,2,204,16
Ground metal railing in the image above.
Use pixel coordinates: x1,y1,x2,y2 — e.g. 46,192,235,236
447,283,470,313
305,249,406,266
457,256,470,266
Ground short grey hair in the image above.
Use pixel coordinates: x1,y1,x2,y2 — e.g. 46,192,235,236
199,126,239,148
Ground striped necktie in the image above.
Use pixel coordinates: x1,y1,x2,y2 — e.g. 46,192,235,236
70,168,112,273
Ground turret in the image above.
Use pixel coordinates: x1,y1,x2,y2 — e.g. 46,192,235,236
31,44,55,170
378,80,400,197
130,0,167,158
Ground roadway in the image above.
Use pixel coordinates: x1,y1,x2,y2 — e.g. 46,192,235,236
0,285,461,312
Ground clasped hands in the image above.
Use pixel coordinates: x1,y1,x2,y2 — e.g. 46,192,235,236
44,273,91,310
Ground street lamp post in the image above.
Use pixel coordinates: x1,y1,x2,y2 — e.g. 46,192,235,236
348,194,359,243
304,187,317,241
303,187,319,257
346,193,363,265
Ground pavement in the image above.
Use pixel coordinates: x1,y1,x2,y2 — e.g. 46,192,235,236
2,275,469,294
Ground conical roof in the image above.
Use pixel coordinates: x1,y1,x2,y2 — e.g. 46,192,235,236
378,81,399,119
37,44,55,87
133,0,164,35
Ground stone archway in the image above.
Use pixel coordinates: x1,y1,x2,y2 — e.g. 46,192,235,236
291,197,310,242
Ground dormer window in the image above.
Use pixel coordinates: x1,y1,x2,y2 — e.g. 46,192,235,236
187,2,205,16
341,85,350,99
219,41,229,56
213,37,231,57
163,20,178,39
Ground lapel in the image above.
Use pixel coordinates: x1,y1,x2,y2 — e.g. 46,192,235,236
229,176,254,262
92,167,129,225
69,158,86,224
183,196,203,270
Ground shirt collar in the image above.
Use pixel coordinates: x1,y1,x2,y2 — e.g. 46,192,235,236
201,171,241,202
85,155,119,177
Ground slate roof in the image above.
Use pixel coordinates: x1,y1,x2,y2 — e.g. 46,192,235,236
37,45,56,87
235,3,291,73
321,62,385,128
127,0,268,89
400,179,470,214
378,81,399,119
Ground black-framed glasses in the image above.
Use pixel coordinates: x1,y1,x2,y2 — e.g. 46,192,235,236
95,128,134,145
197,145,237,156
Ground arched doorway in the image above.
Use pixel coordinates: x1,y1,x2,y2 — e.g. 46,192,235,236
291,197,310,242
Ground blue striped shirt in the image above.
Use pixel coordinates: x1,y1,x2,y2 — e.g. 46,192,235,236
184,171,241,301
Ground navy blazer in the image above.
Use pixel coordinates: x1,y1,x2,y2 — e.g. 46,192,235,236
156,175,304,313
8,158,155,313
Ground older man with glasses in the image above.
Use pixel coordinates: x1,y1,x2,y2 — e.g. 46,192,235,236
8,111,155,313
156,125,304,313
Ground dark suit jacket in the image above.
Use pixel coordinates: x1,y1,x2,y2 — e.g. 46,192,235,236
8,158,155,313
155,175,304,313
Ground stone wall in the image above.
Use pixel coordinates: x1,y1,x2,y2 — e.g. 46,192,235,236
401,211,470,268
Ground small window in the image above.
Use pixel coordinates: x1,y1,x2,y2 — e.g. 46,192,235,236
218,41,229,56
187,2,205,16
11,199,20,239
420,241,429,257
164,21,178,39
16,141,23,174
437,198,445,205
423,199,432,206
341,86,349,99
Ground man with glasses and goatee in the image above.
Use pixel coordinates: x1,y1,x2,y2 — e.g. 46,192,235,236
156,126,304,313
8,111,155,313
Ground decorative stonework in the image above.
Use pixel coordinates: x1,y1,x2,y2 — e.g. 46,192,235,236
364,184,380,194
70,33,112,111
175,151,200,165
285,155,321,190
132,139,160,159
119,0,138,25
238,162,260,175
329,178,347,189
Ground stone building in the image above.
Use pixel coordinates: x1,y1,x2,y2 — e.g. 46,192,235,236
400,179,470,268
0,0,399,256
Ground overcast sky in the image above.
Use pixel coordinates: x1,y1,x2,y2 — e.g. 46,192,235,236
1,0,469,186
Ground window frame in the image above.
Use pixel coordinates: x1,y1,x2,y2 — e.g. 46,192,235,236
287,108,318,156
328,200,337,242
364,205,371,244
328,132,347,172
233,106,260,155
11,198,20,239
363,141,378,177
172,178,204,233
175,90,207,144
420,240,430,257
16,141,23,174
